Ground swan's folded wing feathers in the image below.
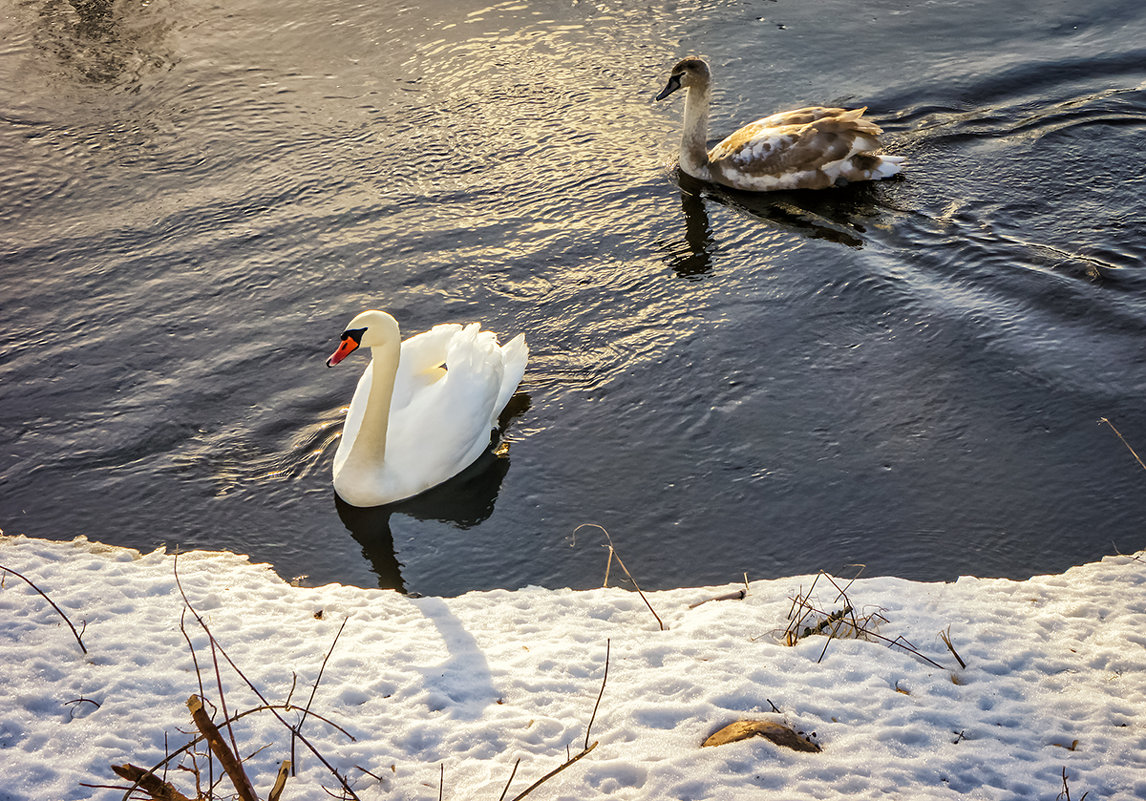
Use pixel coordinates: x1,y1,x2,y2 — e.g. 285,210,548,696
447,325,508,428
494,333,528,417
386,324,508,496
398,323,463,372
392,323,462,410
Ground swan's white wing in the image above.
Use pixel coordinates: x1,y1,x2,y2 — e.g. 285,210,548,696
391,323,463,410
493,333,528,416
385,324,522,499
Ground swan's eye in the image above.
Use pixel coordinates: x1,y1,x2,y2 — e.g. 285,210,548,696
342,327,367,345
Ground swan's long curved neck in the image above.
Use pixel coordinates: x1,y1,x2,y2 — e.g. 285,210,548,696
343,343,400,472
680,83,713,176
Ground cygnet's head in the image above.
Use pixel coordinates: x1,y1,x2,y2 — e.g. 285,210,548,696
655,57,711,101
326,309,400,367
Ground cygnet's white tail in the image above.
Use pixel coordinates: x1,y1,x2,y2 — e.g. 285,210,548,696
873,155,906,179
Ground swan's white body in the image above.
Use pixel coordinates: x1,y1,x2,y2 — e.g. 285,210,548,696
328,311,527,508
657,57,905,191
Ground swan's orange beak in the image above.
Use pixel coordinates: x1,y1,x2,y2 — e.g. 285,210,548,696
326,337,359,367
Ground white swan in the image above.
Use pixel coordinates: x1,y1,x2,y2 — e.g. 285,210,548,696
326,310,528,508
656,57,905,191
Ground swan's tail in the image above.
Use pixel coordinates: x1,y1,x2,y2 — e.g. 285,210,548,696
495,333,528,417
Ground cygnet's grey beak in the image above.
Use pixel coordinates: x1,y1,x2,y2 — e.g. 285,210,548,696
655,75,682,101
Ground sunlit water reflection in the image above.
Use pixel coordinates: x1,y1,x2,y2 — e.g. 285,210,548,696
3,0,1146,594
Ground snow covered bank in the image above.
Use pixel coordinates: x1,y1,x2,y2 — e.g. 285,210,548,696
2,534,1145,800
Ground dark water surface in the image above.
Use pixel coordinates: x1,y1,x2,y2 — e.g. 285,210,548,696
3,0,1146,595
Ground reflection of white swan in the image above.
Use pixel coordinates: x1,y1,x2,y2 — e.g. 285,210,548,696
326,310,527,508
656,57,905,191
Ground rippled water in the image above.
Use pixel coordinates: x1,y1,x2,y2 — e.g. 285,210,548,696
3,0,1146,595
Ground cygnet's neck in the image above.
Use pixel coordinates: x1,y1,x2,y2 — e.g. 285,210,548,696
679,82,713,178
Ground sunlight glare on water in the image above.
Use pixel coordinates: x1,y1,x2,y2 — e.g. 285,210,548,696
2,0,1146,594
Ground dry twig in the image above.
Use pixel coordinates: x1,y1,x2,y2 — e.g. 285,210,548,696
268,760,291,801
171,554,361,800
500,638,611,801
64,697,101,710
688,588,747,609
939,626,966,669
1,562,87,654
506,743,598,801
781,571,947,669
110,764,194,801
1099,417,1146,472
584,639,610,751
1057,766,1089,801
114,704,353,801
293,616,350,775
187,694,258,801
498,759,521,801
571,524,665,630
